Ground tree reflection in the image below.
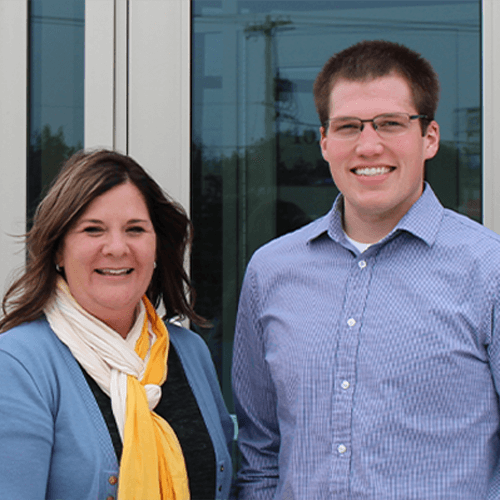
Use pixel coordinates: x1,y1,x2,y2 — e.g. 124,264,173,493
28,124,82,224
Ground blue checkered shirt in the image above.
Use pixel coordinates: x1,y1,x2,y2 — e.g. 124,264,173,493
232,184,500,499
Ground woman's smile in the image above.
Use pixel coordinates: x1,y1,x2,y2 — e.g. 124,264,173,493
57,182,157,335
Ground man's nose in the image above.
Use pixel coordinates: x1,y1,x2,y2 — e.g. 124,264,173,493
355,123,384,156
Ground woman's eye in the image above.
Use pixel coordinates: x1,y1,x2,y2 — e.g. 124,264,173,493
83,226,103,234
127,226,145,234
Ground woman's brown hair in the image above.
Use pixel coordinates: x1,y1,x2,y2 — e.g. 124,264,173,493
0,149,204,332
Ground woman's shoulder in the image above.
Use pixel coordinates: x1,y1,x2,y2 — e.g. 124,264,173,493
0,317,68,371
167,322,210,357
0,318,79,412
0,318,57,352
166,322,218,382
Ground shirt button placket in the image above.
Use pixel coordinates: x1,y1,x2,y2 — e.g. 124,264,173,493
331,255,371,494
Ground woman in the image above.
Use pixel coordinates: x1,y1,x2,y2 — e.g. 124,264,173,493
0,149,234,500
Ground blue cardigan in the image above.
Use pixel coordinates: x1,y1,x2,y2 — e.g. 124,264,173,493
0,318,234,500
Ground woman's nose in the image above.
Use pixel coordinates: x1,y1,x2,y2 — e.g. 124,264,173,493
102,231,128,255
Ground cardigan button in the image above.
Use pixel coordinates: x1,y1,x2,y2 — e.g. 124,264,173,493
220,465,224,472
106,496,115,500
108,475,118,485
218,485,222,492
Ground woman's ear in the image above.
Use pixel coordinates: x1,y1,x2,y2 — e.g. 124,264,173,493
55,247,64,269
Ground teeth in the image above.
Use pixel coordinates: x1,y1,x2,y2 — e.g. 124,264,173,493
354,167,392,176
97,268,132,276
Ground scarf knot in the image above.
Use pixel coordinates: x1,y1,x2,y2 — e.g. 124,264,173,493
44,277,190,500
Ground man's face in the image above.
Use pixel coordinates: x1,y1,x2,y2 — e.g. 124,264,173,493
320,74,439,239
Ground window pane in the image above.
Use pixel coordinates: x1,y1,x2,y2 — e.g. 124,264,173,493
191,0,481,407
28,0,85,220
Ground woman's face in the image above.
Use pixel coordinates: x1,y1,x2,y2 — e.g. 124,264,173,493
57,181,157,337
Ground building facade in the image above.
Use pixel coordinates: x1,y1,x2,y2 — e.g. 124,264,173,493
1,0,499,407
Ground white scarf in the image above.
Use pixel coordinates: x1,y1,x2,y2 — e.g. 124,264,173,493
44,277,162,440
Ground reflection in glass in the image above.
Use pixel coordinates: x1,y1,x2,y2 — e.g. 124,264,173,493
28,0,84,221
191,0,481,406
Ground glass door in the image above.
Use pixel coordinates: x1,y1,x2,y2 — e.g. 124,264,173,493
27,0,85,220
191,0,481,407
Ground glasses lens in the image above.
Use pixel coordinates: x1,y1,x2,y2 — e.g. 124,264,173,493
373,114,410,135
330,118,361,137
328,113,417,139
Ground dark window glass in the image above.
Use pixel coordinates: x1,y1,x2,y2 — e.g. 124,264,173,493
191,0,481,408
28,0,85,223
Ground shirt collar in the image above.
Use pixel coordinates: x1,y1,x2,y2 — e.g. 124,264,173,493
307,182,444,247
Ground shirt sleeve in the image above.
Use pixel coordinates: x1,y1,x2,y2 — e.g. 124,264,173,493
0,349,53,499
232,265,280,500
487,269,500,385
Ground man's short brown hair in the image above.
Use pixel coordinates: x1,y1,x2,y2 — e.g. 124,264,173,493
313,40,440,134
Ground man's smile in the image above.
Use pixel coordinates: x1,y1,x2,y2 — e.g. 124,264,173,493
351,166,394,176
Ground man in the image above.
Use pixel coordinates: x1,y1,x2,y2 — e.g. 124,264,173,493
232,40,500,499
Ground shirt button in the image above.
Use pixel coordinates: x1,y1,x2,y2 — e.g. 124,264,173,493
220,465,224,472
358,260,367,269
341,380,350,390
347,318,356,327
108,475,118,485
338,444,347,454
218,485,223,492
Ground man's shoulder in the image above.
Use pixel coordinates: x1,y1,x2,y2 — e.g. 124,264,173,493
440,208,500,250
251,214,330,264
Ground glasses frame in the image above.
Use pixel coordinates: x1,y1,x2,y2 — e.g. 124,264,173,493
324,113,429,140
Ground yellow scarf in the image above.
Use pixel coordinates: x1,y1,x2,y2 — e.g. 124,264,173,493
118,297,190,500
45,279,190,499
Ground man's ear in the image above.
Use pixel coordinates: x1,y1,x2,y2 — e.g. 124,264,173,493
424,120,440,161
319,126,328,161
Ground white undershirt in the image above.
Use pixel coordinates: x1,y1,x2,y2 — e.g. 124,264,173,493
344,232,376,253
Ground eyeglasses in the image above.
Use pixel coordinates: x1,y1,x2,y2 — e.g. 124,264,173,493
325,113,428,140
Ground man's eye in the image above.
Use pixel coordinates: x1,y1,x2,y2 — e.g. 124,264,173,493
378,120,405,128
334,122,359,133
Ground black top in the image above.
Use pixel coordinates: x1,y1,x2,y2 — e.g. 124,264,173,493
80,344,216,500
